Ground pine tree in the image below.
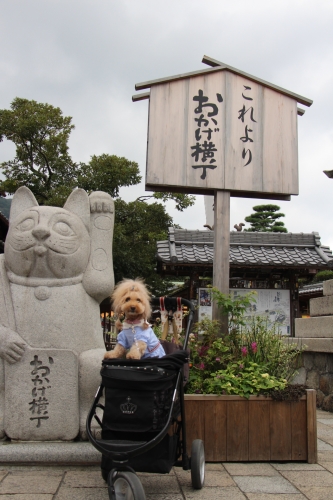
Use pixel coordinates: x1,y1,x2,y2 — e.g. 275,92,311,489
244,204,288,233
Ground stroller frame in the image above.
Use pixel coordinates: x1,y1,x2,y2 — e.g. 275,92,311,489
86,297,205,499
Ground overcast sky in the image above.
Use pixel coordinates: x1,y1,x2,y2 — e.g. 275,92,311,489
1,0,333,252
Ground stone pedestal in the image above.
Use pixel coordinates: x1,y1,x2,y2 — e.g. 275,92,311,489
5,347,79,441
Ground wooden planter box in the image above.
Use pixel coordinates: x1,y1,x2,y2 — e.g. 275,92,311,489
184,389,317,463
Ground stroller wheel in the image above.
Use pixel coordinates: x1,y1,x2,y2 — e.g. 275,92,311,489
191,439,205,489
108,471,146,500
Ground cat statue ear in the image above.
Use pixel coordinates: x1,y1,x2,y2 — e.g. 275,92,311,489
63,188,90,232
9,187,90,232
9,187,39,222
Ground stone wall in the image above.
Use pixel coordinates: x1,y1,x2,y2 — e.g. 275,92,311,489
292,352,333,412
293,278,333,412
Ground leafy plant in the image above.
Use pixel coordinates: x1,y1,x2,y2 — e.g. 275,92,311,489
203,361,287,398
311,270,333,283
210,287,256,332
186,290,304,398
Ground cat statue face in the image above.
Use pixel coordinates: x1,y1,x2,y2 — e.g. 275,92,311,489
5,187,91,279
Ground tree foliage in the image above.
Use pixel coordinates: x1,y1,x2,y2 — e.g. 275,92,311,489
137,192,196,212
78,154,141,199
0,97,76,204
0,98,143,206
244,204,288,233
113,199,174,295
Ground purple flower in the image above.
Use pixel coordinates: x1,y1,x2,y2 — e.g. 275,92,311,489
251,342,258,353
241,346,248,357
199,363,205,370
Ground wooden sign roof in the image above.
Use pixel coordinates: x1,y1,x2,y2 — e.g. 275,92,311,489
134,57,312,200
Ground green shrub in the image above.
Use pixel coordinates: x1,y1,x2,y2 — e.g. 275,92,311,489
186,290,304,398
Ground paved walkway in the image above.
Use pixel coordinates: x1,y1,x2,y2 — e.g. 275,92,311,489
0,409,333,499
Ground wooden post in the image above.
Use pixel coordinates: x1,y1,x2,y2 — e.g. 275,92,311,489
213,190,230,332
306,389,318,463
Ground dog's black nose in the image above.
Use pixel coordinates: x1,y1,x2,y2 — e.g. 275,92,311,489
130,306,136,312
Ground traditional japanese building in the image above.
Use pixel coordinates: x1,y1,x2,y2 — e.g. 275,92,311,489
156,228,333,335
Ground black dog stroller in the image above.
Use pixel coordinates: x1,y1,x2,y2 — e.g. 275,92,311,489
86,297,205,500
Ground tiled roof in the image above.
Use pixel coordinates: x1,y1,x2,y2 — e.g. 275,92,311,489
299,283,324,295
156,229,333,269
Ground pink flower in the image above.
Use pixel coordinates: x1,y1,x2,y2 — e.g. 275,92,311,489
251,342,258,353
215,357,221,362
241,346,248,357
199,363,205,370
239,364,244,369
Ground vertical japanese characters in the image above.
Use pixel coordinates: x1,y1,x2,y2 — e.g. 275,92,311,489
238,85,257,167
190,85,258,178
29,355,53,428
191,89,223,180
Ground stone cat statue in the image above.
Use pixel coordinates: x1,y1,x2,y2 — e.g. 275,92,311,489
0,187,114,440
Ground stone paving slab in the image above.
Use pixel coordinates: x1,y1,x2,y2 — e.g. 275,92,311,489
223,463,279,476
181,485,246,499
318,418,333,425
204,463,224,471
146,495,183,500
0,496,53,500
318,450,333,462
175,469,236,487
272,462,324,471
317,410,333,418
246,495,307,500
317,438,333,450
320,461,333,473
140,474,180,493
55,488,108,500
231,475,299,494
317,421,333,441
62,470,106,488
280,469,333,487
296,486,333,500
0,470,63,494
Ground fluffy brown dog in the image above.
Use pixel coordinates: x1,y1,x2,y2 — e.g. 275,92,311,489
104,278,165,360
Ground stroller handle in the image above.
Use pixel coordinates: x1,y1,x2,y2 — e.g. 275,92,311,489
151,297,194,351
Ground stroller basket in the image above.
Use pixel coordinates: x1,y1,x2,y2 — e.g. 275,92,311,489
101,353,186,434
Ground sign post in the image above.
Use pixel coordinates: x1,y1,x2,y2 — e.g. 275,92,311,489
213,190,230,329
133,56,312,327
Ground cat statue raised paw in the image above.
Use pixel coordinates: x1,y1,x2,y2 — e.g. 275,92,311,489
0,187,114,440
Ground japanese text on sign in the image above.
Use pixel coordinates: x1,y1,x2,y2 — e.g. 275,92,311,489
191,89,223,180
238,85,257,166
29,355,54,428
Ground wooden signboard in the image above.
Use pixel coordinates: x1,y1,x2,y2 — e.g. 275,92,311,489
134,57,312,325
135,60,312,200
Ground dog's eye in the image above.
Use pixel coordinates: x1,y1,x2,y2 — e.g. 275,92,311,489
137,298,141,302
125,297,130,302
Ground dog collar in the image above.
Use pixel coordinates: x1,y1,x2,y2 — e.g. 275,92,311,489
122,319,148,329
